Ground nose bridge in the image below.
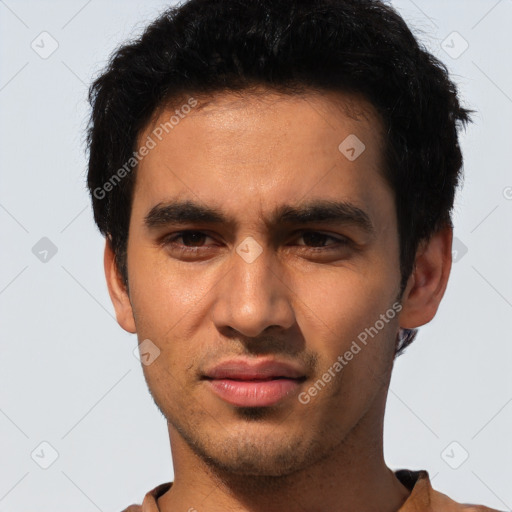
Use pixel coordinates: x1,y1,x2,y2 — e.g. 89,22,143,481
211,241,295,337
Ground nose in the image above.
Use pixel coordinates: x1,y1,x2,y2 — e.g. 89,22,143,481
210,240,295,338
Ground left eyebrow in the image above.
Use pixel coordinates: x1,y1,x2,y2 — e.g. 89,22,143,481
143,198,375,236
271,200,375,236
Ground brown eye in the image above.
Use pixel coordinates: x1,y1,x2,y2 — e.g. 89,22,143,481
161,230,218,252
179,231,208,246
296,231,348,248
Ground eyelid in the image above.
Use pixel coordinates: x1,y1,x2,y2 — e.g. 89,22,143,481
160,230,217,245
160,229,352,250
290,230,351,245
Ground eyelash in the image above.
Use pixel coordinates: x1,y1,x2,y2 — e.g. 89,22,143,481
160,230,350,253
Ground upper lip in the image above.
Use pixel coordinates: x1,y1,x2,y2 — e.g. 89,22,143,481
203,358,306,380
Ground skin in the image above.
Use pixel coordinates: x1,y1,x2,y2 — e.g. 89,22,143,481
105,88,452,512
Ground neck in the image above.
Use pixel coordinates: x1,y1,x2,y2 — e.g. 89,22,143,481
157,390,411,512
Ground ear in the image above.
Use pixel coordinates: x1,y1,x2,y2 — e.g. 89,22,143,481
104,238,137,333
398,224,453,329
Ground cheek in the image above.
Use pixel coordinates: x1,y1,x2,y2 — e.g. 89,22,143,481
295,270,400,406
126,240,215,333
298,259,397,322
289,261,400,362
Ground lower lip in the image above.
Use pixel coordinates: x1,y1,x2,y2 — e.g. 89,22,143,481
206,378,302,407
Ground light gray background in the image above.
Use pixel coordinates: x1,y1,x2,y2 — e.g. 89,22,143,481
0,0,511,510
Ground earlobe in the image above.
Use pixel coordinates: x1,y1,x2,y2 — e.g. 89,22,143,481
398,225,453,329
104,238,137,334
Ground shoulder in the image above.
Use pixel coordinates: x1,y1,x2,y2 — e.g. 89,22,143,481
120,482,173,512
429,482,504,511
450,504,504,511
395,469,504,512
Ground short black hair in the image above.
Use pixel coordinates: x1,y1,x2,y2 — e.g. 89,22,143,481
86,0,473,357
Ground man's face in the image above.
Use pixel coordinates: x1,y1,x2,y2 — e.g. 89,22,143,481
122,90,403,476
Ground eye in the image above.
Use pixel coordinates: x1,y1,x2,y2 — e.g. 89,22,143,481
161,230,219,254
294,231,349,249
159,229,351,263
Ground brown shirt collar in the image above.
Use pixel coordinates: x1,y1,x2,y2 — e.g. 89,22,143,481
122,469,502,512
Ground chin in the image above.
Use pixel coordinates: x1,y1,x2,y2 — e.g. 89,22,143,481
185,424,323,477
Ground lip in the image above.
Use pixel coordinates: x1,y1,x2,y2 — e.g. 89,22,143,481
204,359,306,380
202,358,307,407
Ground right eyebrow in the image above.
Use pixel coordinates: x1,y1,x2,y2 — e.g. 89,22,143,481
144,200,229,229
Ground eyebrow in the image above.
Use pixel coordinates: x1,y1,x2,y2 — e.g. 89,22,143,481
144,199,375,235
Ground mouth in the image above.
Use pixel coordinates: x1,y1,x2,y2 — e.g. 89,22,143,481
201,358,307,407
203,376,307,407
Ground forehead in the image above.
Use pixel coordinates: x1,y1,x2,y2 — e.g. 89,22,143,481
132,89,390,226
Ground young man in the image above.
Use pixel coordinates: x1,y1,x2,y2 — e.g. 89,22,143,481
86,0,501,510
